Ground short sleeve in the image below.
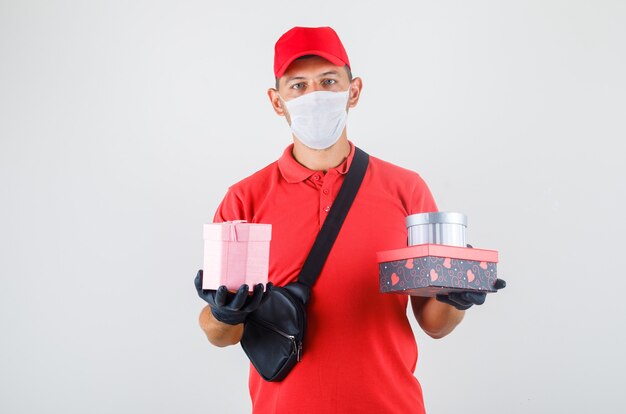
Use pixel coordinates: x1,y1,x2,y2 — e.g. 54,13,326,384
212,188,247,223
409,174,438,215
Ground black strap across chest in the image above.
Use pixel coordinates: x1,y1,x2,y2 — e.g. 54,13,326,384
296,147,369,289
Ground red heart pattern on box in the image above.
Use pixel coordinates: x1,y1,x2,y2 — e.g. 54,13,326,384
379,255,498,295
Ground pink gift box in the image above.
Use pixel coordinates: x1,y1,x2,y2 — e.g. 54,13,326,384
202,221,272,291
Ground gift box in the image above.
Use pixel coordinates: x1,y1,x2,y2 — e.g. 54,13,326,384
377,244,498,297
203,220,272,291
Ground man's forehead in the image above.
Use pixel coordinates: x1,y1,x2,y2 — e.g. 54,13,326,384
282,57,345,80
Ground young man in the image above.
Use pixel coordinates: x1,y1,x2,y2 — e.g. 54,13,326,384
195,26,505,413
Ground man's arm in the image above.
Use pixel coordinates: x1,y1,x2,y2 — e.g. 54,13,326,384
410,296,465,339
198,305,244,347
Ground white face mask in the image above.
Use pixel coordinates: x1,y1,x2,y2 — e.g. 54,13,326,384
280,88,350,150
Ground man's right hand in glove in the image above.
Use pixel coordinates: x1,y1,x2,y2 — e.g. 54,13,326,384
195,270,272,347
194,269,271,326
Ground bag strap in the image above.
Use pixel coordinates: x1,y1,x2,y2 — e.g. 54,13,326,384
296,147,369,289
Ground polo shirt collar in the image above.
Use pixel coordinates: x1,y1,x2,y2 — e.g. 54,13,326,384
278,141,356,183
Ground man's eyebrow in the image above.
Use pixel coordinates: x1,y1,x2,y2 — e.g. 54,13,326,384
285,76,307,83
285,71,341,83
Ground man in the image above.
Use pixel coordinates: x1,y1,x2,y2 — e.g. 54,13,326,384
196,26,505,413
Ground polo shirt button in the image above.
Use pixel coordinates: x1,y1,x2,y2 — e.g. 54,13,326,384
323,189,329,195
313,175,321,181
324,206,330,213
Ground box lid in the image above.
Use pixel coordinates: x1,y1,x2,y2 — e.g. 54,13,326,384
203,221,272,242
406,211,467,228
377,243,498,263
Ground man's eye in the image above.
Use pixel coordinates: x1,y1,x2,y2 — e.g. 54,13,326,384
323,79,337,85
291,83,305,90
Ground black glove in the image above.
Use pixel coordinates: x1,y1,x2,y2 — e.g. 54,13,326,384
194,270,272,325
436,279,506,310
435,243,506,310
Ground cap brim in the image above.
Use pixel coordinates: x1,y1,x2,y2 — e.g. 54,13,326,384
276,50,348,78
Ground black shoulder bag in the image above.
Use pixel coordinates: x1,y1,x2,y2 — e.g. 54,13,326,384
240,147,369,382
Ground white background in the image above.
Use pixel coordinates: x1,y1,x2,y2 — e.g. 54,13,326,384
1,1,625,413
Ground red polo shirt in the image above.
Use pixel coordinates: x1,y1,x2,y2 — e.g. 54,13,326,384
213,141,438,414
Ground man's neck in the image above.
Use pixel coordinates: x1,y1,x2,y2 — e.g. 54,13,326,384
292,134,351,173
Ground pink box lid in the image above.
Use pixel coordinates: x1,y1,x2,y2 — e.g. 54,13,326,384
377,244,498,264
203,221,272,242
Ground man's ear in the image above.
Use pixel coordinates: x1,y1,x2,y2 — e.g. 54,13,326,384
268,88,286,116
348,77,363,109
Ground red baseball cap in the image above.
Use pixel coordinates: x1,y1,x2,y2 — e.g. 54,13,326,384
273,26,351,78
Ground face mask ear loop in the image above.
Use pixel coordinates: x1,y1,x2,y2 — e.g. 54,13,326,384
277,92,290,122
